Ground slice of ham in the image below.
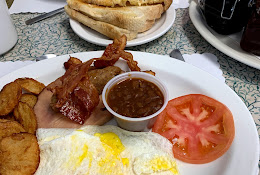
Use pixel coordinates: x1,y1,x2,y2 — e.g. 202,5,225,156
34,79,113,128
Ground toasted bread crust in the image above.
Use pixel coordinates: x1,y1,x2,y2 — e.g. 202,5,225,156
67,0,164,32
81,0,172,10
65,5,137,40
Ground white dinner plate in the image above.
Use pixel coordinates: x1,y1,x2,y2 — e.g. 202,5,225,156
0,51,258,175
189,1,260,70
69,5,176,47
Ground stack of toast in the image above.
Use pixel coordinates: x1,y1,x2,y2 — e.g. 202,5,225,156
65,0,173,40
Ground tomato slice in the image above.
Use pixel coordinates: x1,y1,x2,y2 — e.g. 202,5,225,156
152,94,235,164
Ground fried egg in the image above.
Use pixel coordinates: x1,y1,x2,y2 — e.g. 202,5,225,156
35,125,179,175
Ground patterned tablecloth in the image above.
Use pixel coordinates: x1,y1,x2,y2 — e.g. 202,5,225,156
1,8,260,170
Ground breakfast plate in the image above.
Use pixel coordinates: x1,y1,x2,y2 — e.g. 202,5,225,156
0,51,258,175
189,1,260,70
69,5,176,47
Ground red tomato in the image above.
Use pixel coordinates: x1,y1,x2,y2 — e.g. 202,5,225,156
152,94,235,164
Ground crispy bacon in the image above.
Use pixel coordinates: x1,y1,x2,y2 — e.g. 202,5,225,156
50,59,98,124
58,77,99,124
35,79,112,128
94,35,126,68
143,70,156,76
55,59,95,108
93,35,141,71
120,51,140,71
64,56,82,70
50,35,145,124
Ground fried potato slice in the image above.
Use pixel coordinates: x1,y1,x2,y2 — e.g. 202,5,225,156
0,81,22,116
0,119,25,140
13,102,37,134
0,114,16,121
15,78,45,95
20,93,38,108
0,133,40,175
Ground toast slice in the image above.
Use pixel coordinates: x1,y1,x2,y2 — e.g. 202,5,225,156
67,0,164,32
65,5,137,40
81,0,172,10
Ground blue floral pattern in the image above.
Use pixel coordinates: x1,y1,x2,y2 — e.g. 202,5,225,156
1,8,260,170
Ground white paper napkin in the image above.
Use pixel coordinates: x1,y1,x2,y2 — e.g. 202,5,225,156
0,53,225,83
183,53,225,82
9,0,67,14
172,0,190,9
9,0,189,14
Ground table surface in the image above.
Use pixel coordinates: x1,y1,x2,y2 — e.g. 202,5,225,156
1,8,260,171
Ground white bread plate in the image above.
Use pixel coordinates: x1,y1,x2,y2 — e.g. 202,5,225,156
69,4,176,47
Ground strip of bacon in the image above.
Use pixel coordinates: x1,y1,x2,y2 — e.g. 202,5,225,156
94,35,126,68
54,58,95,108
93,35,141,71
35,79,112,128
64,56,82,70
120,51,140,71
50,35,145,124
58,77,99,124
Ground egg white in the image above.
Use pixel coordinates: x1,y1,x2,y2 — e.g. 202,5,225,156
35,125,179,175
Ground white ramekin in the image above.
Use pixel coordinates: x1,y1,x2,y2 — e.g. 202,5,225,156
102,71,169,131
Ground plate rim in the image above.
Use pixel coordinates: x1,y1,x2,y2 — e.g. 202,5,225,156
0,51,258,174
69,5,176,47
189,1,260,70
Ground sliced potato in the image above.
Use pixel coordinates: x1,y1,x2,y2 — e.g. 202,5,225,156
13,102,37,134
15,78,45,95
0,81,22,116
0,114,16,121
20,94,38,108
0,119,25,140
0,133,40,175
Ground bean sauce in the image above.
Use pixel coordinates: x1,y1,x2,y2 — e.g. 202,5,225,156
107,78,164,118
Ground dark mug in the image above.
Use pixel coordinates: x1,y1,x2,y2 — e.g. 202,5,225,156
240,0,260,56
198,0,253,35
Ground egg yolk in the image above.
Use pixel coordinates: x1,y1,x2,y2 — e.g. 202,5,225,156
95,132,129,174
66,134,93,174
95,132,125,154
146,156,178,174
